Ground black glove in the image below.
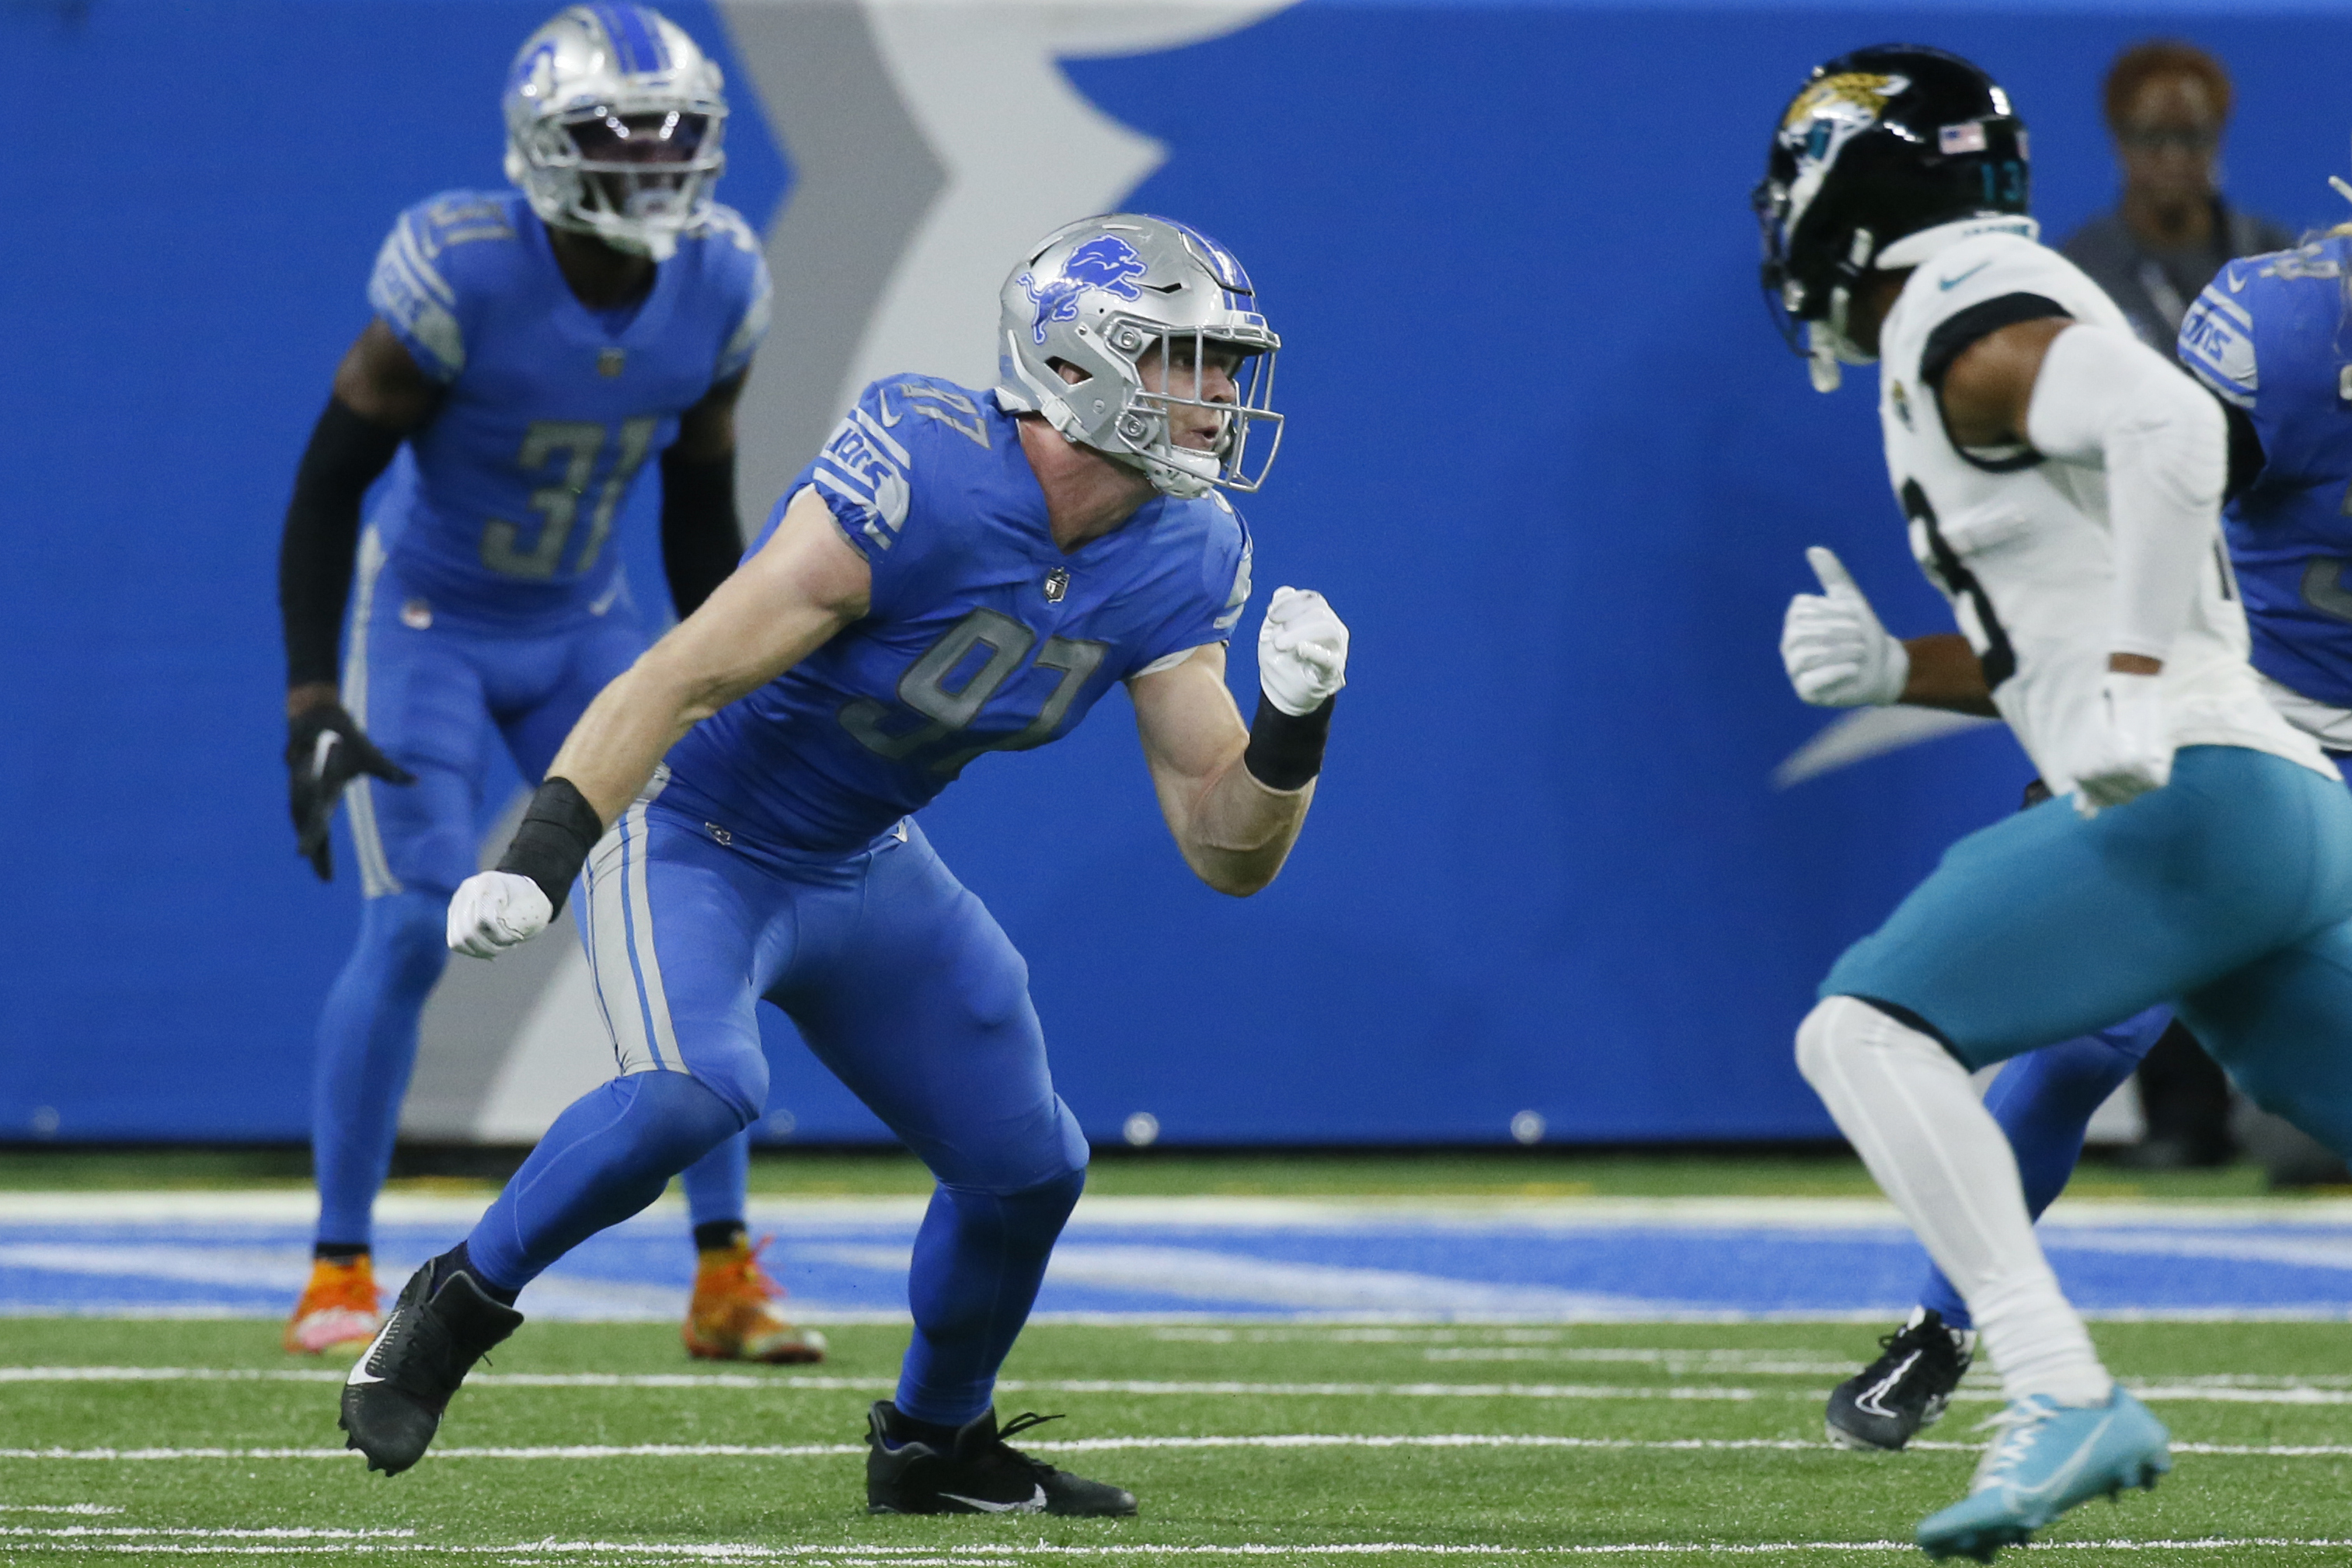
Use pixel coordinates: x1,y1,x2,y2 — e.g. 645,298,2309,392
287,702,415,881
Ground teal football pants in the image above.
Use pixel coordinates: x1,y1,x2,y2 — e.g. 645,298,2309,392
1824,745,2352,1152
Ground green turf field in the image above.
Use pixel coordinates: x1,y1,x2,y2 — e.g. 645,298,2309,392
6,1314,2352,1564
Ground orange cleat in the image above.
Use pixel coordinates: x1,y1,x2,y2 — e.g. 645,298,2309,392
683,1235,828,1363
284,1254,382,1356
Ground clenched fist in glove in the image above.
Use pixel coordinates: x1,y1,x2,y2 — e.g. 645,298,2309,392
446,870,555,960
1258,587,1349,716
1781,547,1910,709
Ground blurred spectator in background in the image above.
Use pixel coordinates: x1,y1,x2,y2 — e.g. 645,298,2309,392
2064,41,2291,1171
2061,40,2292,350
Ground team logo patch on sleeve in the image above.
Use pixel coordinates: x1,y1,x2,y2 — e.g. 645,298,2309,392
2179,284,2257,409
1019,236,1148,344
814,411,912,552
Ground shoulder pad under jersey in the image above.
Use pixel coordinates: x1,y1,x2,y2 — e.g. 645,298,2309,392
696,204,770,382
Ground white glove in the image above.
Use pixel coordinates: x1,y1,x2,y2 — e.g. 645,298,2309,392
446,870,554,960
2070,671,2173,818
1258,587,1349,716
1781,546,1910,708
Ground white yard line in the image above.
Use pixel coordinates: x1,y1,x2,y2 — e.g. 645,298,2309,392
12,1531,2352,1559
7,1433,2352,1462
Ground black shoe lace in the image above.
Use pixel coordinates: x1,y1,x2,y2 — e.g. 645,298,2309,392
991,1411,1067,1477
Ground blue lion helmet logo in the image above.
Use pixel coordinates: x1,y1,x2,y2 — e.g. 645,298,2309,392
1019,235,1149,344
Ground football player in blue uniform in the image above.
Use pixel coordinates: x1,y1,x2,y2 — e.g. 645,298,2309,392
335,213,1349,1516
1813,216,2352,1455
277,4,821,1368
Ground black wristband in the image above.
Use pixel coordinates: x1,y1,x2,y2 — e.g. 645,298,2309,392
1242,692,1336,792
496,778,605,915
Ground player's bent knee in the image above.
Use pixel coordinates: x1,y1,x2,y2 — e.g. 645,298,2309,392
627,1068,755,1152
1796,995,1959,1089
678,1046,768,1131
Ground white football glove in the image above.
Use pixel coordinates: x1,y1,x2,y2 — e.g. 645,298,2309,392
2069,671,2173,818
446,870,554,960
1781,546,1910,708
1258,587,1349,716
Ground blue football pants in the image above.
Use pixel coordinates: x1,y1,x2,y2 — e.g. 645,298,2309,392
1828,745,2352,1160
313,547,751,1251
465,793,1089,1427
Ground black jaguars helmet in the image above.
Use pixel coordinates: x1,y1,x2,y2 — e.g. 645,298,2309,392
1753,46,2031,387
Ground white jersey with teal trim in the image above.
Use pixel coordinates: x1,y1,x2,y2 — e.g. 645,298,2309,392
1875,228,2333,794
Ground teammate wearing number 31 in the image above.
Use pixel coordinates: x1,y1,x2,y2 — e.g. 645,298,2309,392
340,214,1348,1517
1758,47,2352,1559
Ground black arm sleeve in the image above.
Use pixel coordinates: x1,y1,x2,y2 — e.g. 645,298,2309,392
660,446,744,619
2222,399,2265,504
278,397,406,688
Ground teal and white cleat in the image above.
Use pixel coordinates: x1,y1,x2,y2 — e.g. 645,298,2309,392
1915,1386,2170,1563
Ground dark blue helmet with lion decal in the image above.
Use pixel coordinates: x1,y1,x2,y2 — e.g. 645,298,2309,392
1753,46,2033,390
997,214,1282,497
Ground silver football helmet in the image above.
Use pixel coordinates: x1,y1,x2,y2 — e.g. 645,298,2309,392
996,214,1281,499
502,5,727,263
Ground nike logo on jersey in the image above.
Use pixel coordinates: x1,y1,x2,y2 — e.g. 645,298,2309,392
941,1486,1047,1514
1938,262,1991,291
874,389,902,426
2228,270,2248,293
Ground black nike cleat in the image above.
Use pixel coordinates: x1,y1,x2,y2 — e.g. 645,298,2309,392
339,1259,521,1476
1827,1307,1976,1451
864,1402,1137,1517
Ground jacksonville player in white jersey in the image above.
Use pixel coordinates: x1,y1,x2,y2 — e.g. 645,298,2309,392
276,5,821,1366
333,214,1350,1515
1756,47,2352,1559
1808,218,2352,1451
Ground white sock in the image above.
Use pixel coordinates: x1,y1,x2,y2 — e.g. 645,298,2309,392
1798,996,2112,1407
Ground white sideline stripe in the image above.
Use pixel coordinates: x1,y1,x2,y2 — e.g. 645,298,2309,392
15,1365,2352,1407
20,1189,2352,1229
8,1433,2352,1462
0,1368,1754,1402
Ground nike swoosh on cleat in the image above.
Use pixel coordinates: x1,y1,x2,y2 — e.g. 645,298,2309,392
1939,261,1991,291
939,1486,1047,1514
1854,1350,1921,1417
345,1312,402,1386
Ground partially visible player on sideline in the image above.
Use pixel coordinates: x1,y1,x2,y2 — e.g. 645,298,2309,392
1802,213,2352,1450
1757,47,2352,1558
277,4,821,1367
336,214,1349,1517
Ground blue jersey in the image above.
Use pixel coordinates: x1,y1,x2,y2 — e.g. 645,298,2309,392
663,376,1254,853
2178,236,2352,707
364,190,771,628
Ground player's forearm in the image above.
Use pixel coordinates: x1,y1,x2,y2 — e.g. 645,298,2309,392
1174,759,1315,897
1901,635,1999,716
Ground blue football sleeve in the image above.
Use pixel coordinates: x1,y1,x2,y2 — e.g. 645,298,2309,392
1129,504,1254,678
2177,264,2259,413
364,197,507,385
